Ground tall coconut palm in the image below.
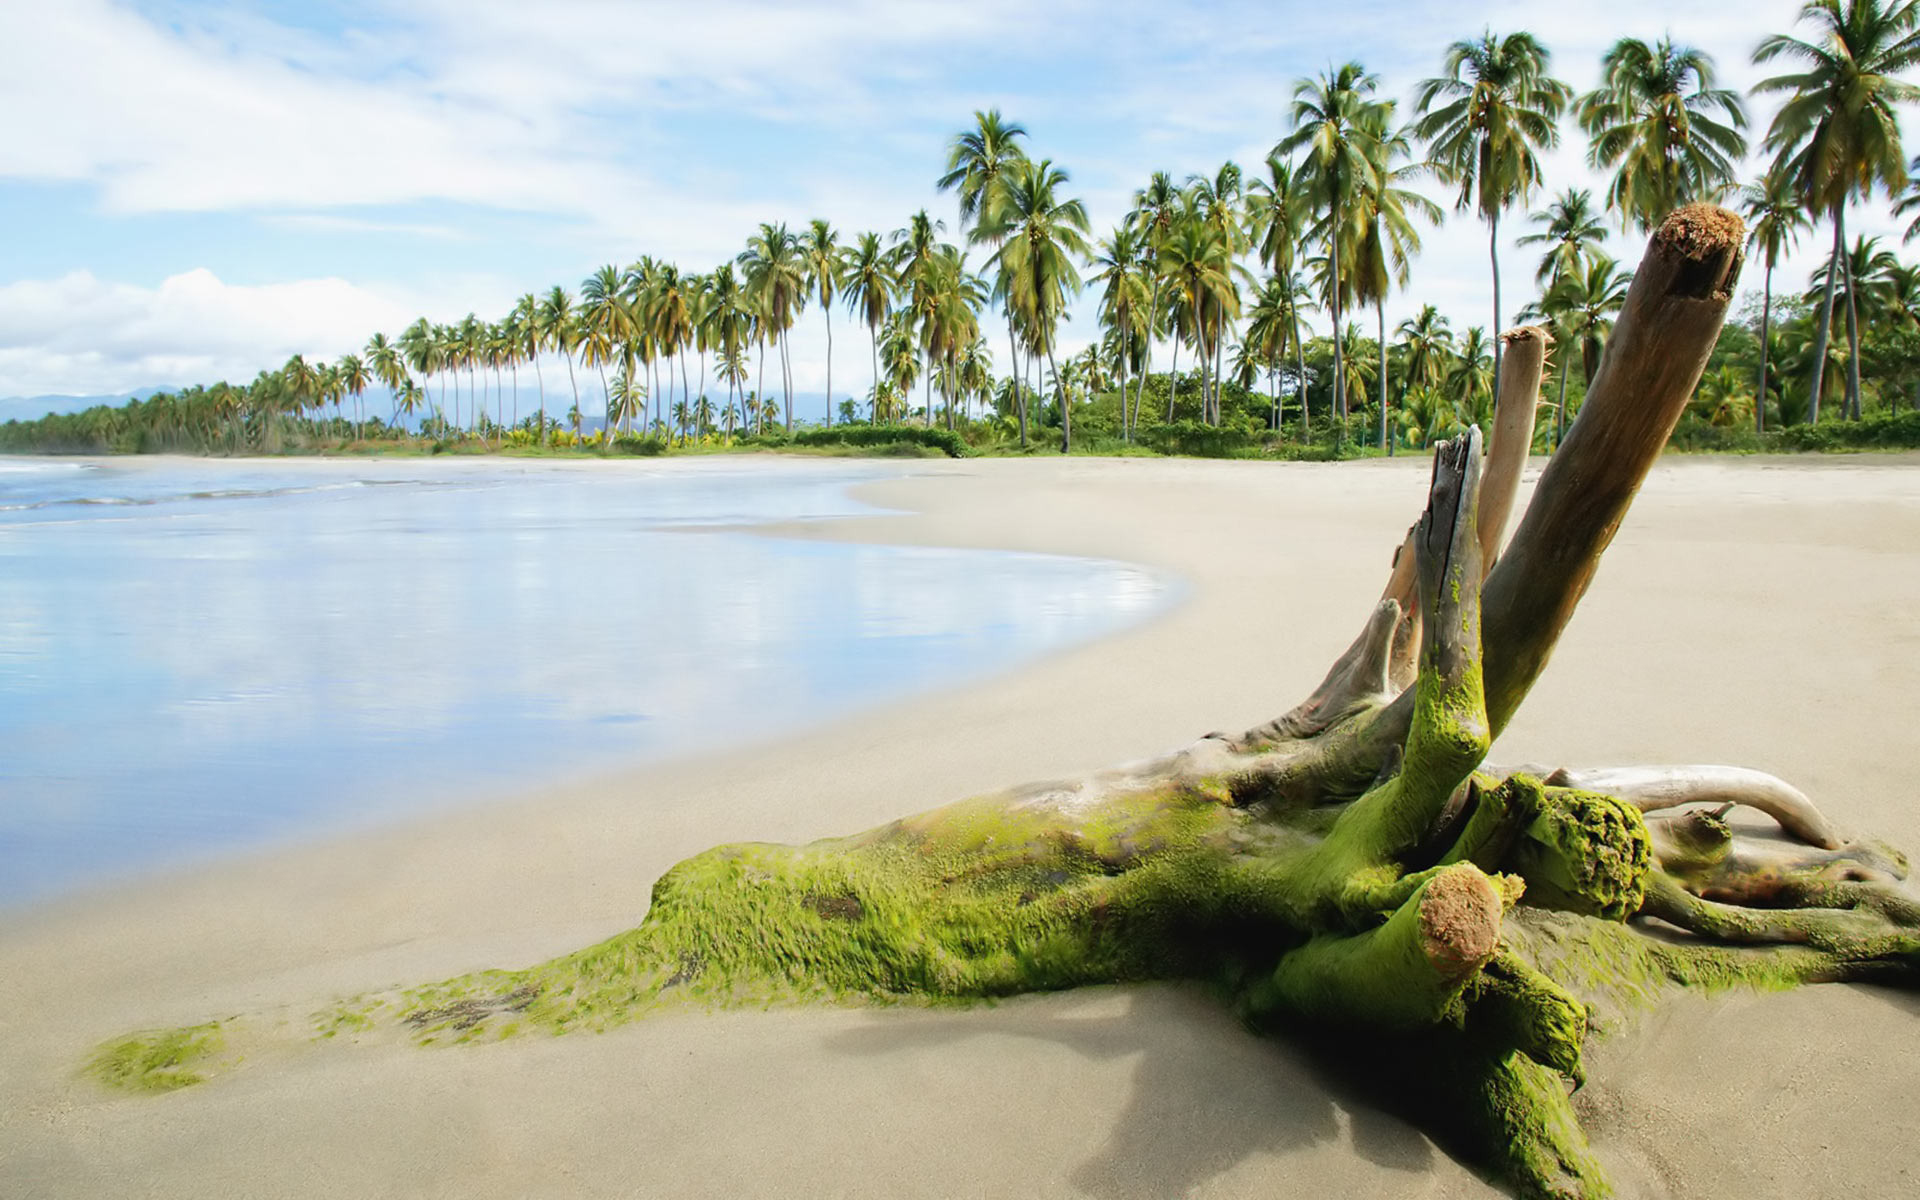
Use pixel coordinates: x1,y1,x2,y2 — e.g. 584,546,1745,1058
801,220,843,427
398,319,442,428
1755,0,1920,422
1245,153,1314,436
1414,31,1571,385
739,223,808,431
1578,37,1749,230
364,332,408,431
938,109,1030,234
1397,305,1456,399
513,293,547,443
1545,254,1632,438
337,353,370,441
1091,223,1151,439
841,232,895,425
1350,107,1441,450
539,286,581,432
580,266,626,419
939,110,1030,439
891,209,949,428
1445,326,1495,428
1517,188,1607,287
1740,169,1812,429
985,158,1091,451
1278,62,1387,428
1128,171,1182,435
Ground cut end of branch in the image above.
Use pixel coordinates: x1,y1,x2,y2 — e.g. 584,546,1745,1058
1418,865,1504,980
1500,325,1552,348
1655,205,1746,300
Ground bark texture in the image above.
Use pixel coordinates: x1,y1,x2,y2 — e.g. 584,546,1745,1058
91,207,1920,1200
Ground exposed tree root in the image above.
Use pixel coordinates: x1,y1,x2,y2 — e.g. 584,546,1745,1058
85,206,1920,1200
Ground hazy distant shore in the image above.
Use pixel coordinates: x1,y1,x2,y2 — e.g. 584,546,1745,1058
3,453,1919,1198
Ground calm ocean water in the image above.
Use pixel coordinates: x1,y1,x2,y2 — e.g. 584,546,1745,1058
0,456,1168,908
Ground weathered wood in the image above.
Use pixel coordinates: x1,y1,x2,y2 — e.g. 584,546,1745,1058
1480,205,1744,734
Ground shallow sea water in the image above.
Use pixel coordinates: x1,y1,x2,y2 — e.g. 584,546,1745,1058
0,456,1167,907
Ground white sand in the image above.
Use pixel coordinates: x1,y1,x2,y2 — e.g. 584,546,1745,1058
4,453,1920,1198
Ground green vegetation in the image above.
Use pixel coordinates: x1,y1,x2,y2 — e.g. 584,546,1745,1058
84,1022,225,1094
13,2,1920,463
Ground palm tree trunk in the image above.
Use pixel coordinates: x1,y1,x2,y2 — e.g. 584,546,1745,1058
1133,278,1160,437
824,308,834,430
1554,343,1570,451
1008,313,1027,447
755,336,767,436
563,353,580,436
1841,213,1862,421
682,357,693,436
1292,305,1308,440
870,322,882,424
1809,211,1842,425
1330,233,1345,433
1377,299,1390,455
1050,345,1069,453
782,338,795,433
1166,335,1181,421
1756,260,1772,435
1489,213,1504,388
533,352,547,445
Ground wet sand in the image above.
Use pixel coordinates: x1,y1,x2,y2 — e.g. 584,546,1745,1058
3,453,1918,1198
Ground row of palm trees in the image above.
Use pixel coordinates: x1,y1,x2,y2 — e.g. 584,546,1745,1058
13,2,1920,458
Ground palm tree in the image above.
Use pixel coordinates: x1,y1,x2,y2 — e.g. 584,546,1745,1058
801,220,843,427
1397,305,1455,398
1350,107,1440,450
1445,326,1495,429
841,232,895,425
1755,0,1920,422
337,353,370,441
1091,223,1151,439
891,209,949,428
580,266,625,418
1545,254,1632,438
939,110,1030,439
1578,37,1749,230
606,366,642,440
1128,171,1182,435
1245,153,1313,436
539,286,582,434
984,159,1092,451
1517,188,1606,287
1279,62,1386,429
398,319,442,428
364,332,408,431
513,293,547,443
1741,170,1812,429
739,223,808,431
1414,30,1571,385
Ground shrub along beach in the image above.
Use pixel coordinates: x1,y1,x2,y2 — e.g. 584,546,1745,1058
14,10,1920,460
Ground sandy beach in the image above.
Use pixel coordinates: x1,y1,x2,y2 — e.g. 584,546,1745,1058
3,452,1919,1199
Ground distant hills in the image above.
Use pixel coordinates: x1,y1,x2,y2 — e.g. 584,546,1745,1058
0,390,163,423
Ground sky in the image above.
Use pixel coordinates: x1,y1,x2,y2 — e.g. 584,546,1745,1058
1,0,1911,414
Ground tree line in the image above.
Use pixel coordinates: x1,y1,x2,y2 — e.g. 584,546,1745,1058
10,0,1920,458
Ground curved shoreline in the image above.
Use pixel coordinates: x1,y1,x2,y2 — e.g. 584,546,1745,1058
4,453,1920,1197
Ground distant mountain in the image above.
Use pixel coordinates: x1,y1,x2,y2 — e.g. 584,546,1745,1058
0,389,163,423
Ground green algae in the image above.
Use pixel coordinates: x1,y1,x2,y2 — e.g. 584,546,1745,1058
85,1022,225,1094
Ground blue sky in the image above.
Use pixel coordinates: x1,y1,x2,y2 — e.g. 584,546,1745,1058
1,0,1904,412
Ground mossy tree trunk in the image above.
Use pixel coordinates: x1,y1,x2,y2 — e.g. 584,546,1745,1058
98,208,1920,1200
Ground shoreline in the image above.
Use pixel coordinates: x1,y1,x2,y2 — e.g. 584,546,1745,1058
4,454,1920,1197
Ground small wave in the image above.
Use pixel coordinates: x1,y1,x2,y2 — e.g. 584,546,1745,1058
0,477,425,516
0,461,92,475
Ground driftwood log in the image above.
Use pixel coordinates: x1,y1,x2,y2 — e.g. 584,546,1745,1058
91,207,1919,1200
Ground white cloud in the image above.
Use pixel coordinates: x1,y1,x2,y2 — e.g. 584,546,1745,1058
0,269,435,397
